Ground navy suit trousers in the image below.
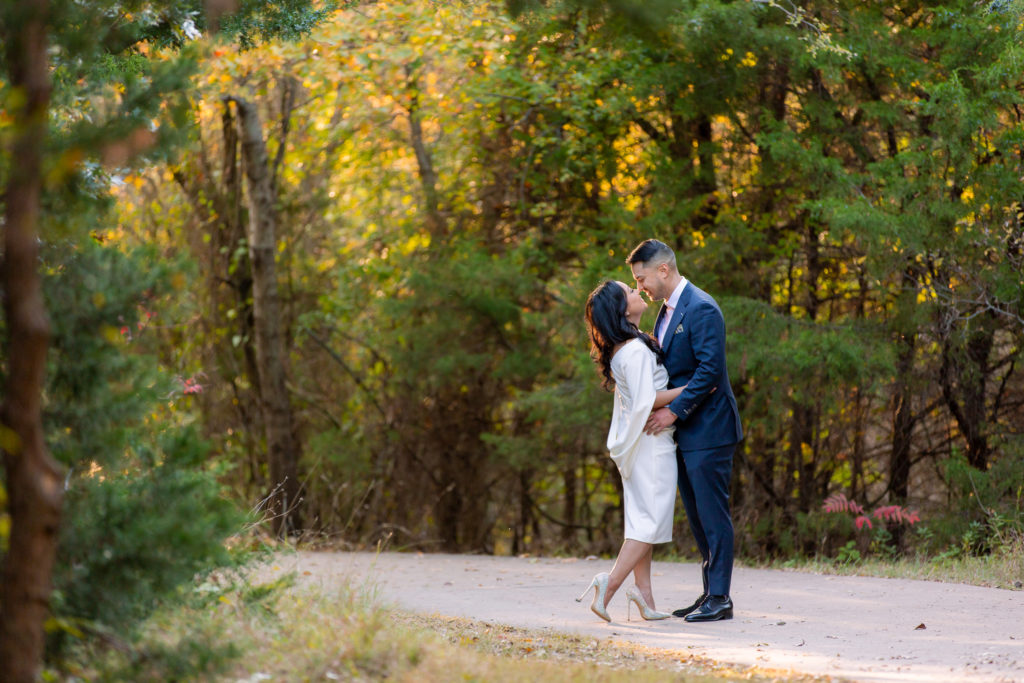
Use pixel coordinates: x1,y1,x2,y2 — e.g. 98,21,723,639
676,443,735,596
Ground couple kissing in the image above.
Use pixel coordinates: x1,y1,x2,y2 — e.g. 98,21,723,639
579,239,744,623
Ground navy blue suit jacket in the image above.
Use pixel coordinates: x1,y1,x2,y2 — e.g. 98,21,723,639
657,283,743,452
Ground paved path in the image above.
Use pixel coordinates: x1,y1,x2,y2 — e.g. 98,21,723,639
264,551,1024,682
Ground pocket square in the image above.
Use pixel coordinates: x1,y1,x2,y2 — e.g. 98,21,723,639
674,323,684,335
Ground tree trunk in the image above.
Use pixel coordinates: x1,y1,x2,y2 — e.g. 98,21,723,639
405,67,444,238
890,334,916,502
790,402,817,512
691,114,719,232
561,456,577,548
961,327,994,470
940,322,994,471
229,95,303,535
173,104,265,488
0,1,64,680
437,469,460,552
890,265,919,501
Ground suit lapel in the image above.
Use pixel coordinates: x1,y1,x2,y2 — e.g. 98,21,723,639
660,285,692,353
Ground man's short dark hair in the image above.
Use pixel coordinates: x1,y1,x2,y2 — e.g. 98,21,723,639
627,239,676,269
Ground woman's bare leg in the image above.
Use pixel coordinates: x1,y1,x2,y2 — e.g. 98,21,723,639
604,539,652,607
632,544,657,608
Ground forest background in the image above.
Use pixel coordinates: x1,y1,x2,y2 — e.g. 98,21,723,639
2,0,1023,678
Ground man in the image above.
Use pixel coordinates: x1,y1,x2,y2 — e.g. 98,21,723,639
627,239,743,622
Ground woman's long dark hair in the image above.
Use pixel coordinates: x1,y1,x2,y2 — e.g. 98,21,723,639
584,281,663,391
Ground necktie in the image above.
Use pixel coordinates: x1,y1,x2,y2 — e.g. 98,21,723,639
657,305,673,346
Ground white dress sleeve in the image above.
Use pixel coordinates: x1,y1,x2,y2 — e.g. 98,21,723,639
607,341,658,479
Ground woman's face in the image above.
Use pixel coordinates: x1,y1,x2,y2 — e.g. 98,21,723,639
617,281,647,325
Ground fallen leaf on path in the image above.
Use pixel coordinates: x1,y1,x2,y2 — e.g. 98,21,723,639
915,623,926,630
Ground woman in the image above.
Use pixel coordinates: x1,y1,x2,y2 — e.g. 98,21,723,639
577,280,682,622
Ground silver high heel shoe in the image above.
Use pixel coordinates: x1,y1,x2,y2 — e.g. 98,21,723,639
625,586,671,621
576,572,611,622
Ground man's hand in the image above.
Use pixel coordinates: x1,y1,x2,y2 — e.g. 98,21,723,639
645,407,677,435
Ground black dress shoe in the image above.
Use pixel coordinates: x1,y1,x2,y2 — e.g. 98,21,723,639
671,593,707,618
684,595,733,622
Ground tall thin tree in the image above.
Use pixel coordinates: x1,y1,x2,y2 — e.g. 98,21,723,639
0,1,65,680
227,95,304,535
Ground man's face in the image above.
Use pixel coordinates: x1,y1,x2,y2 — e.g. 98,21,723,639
631,261,668,301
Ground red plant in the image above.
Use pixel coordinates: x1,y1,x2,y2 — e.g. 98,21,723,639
173,372,207,397
182,377,203,395
823,493,920,531
822,493,865,515
872,505,921,525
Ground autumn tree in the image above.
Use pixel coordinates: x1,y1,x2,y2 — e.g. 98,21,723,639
110,0,1024,561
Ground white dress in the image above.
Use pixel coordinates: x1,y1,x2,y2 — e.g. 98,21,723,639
607,338,678,544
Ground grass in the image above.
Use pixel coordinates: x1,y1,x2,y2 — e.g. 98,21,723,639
69,569,827,682
747,541,1024,591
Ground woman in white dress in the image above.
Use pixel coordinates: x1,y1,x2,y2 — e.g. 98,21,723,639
577,280,683,622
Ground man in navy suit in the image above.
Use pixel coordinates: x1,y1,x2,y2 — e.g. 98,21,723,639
628,239,743,622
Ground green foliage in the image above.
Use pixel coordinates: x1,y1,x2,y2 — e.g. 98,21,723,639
103,0,1024,565
42,241,171,467
939,445,1024,556
836,540,861,565
868,526,899,561
0,238,246,666
1,0,348,677
217,0,340,50
725,297,894,404
32,240,247,660
53,428,242,641
505,0,680,40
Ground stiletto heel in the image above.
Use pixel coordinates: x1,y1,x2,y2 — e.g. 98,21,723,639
576,572,611,622
576,575,597,603
625,586,670,621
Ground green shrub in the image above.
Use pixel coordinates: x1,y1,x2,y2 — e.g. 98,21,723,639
53,427,244,640
24,240,247,663
940,446,1024,556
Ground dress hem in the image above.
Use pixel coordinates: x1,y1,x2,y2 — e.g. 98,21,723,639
623,535,673,544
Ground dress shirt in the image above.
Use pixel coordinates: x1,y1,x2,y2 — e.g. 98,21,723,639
656,277,688,347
